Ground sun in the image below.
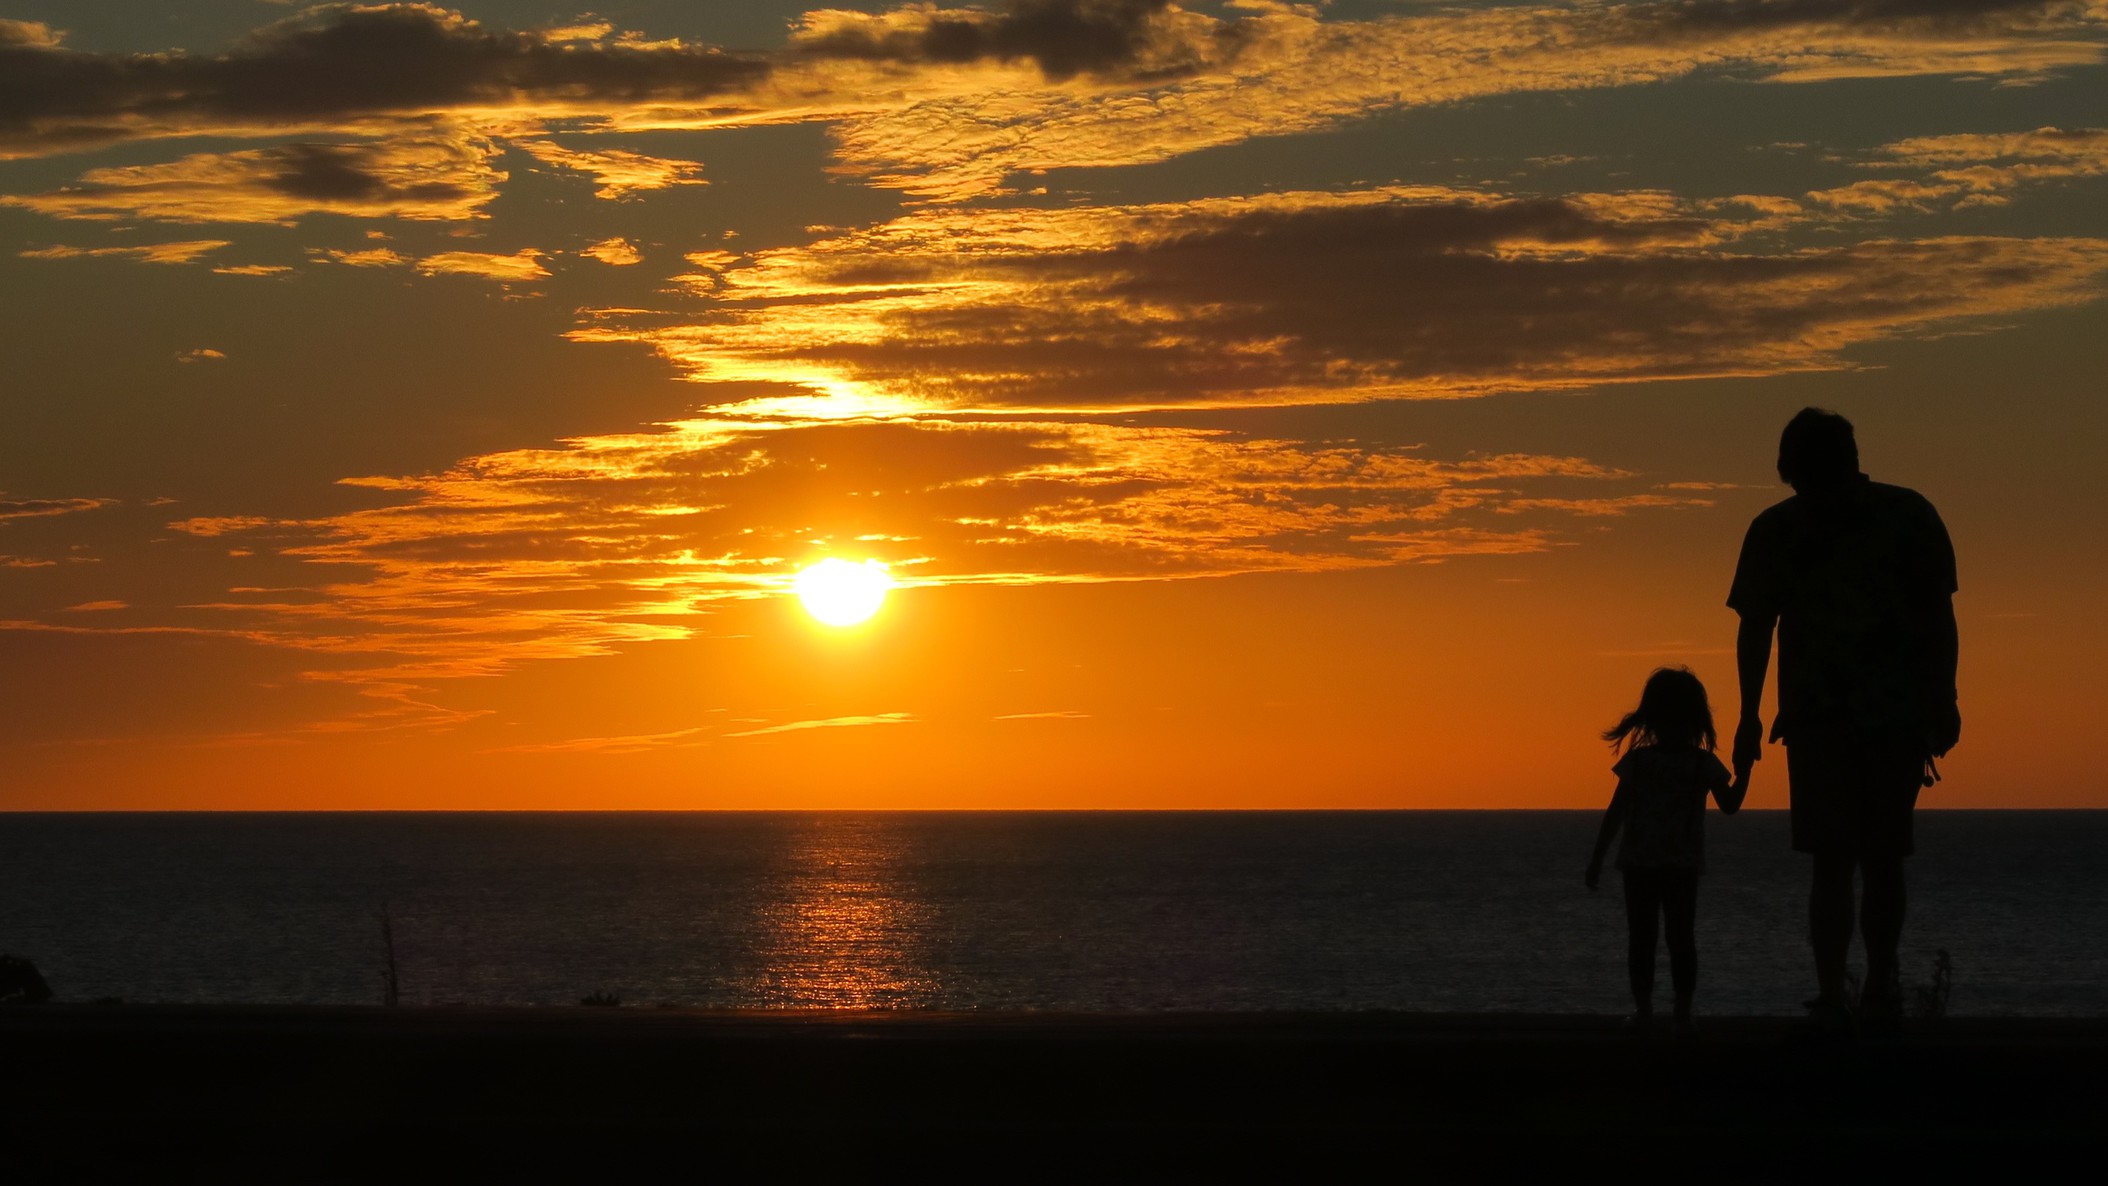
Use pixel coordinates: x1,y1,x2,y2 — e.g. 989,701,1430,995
793,558,892,627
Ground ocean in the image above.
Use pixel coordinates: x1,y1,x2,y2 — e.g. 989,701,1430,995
1,811,2101,1016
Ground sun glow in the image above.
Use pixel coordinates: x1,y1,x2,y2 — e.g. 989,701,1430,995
793,558,892,627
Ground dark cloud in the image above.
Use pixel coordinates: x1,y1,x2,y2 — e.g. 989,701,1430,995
0,4,770,155
2,132,501,222
266,143,398,201
793,0,1186,82
589,189,2108,409
1643,0,2073,34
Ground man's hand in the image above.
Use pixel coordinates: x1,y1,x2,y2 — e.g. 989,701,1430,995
1732,716,1765,770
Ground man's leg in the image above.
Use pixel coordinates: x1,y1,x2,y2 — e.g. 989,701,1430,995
1857,735,1920,1020
1860,853,1907,1008
1810,852,1856,1006
1789,738,1858,1011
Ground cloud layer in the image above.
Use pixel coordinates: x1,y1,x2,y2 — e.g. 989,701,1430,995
5,3,2104,740
576,186,2108,411
0,4,769,157
4,1,2103,204
148,410,1719,717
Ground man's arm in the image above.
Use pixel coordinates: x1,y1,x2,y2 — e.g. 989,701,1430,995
1733,612,1774,774
1931,594,1960,756
1919,495,1960,757
1714,756,1749,816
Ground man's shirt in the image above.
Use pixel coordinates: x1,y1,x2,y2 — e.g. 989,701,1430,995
1728,475,1957,743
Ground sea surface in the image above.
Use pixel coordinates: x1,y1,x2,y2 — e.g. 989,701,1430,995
1,811,2102,1016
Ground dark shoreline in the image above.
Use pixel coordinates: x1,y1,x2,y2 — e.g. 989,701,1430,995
7,1005,2102,1176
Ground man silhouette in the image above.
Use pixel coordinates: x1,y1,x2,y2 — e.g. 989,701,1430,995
1728,408,1959,1033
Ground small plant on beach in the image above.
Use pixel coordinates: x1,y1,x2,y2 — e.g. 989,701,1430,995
580,991,621,1007
0,954,52,1004
1910,949,1953,1022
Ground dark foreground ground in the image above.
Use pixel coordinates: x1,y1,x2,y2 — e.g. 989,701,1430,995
4,1006,2102,1179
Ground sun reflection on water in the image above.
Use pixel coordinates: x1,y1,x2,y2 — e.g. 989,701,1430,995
745,816,940,1008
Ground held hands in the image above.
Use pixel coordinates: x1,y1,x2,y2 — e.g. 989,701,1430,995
1721,765,1751,815
1732,716,1765,771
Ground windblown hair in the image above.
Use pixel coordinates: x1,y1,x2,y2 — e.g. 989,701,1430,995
1603,666,1718,753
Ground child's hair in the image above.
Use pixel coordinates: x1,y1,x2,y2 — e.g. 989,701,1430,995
1603,666,1718,753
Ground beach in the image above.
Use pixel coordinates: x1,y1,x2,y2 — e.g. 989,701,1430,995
6,1005,2101,1177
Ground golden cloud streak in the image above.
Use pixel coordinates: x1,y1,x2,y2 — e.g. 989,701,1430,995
1810,125,2108,211
0,496,116,523
18,240,230,264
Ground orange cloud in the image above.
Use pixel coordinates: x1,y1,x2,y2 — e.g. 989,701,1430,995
18,240,230,264
1809,125,2108,212
0,496,115,523
1,130,503,223
1881,124,2108,190
581,237,644,265
515,139,705,198
317,246,410,267
1805,178,1961,213
0,18,59,49
415,247,549,282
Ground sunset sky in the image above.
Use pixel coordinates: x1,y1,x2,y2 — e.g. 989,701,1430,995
2,0,2103,809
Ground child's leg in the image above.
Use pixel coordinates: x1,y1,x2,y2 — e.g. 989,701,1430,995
1662,872,1700,1020
1621,870,1661,1014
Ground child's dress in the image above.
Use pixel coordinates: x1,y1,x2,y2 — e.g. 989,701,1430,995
1612,744,1731,874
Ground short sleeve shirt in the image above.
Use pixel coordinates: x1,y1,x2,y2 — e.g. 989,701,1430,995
1728,477,1957,743
1612,745,1731,874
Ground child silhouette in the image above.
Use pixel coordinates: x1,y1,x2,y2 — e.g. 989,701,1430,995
1586,667,1748,1036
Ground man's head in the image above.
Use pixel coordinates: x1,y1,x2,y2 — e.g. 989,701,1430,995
1778,407,1859,492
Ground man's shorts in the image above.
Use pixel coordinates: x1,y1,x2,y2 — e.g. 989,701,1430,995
1785,730,1926,859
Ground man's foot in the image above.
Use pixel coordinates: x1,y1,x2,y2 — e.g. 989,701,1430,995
1858,991,1904,1039
1797,995,1858,1041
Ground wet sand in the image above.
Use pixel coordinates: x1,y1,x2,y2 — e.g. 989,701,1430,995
6,1006,2101,1177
